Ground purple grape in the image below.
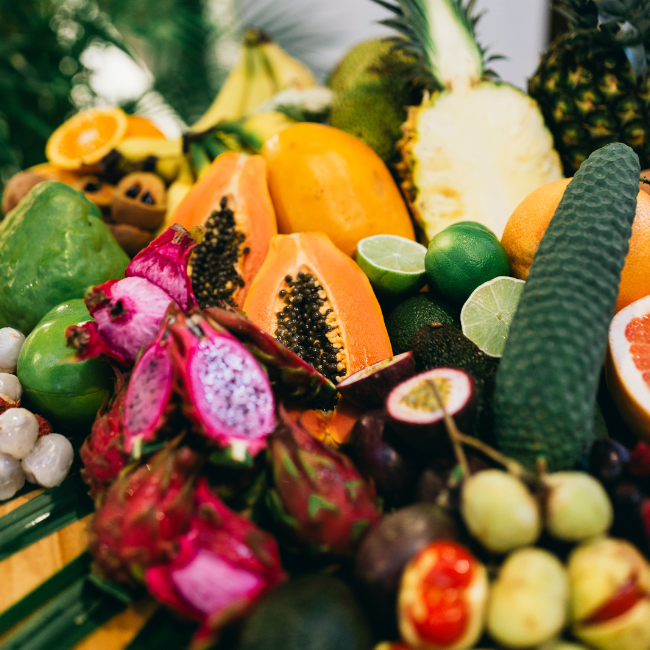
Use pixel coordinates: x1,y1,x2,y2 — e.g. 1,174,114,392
589,438,630,484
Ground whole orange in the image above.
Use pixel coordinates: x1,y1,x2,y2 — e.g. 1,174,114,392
502,179,650,313
261,123,415,257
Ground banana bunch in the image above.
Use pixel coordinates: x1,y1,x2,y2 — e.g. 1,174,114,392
191,28,316,133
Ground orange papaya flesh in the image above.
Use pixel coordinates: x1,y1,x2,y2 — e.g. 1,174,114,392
262,123,415,257
243,231,393,387
286,399,362,448
172,151,277,308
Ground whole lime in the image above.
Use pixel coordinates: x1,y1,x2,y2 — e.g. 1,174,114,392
425,224,511,307
17,299,114,432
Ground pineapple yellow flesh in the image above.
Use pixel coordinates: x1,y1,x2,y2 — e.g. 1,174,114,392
405,82,563,241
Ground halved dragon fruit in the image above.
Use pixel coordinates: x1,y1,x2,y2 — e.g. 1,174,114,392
123,322,175,457
146,479,285,648
66,226,199,366
337,351,417,410
126,224,199,312
204,305,337,409
168,310,276,460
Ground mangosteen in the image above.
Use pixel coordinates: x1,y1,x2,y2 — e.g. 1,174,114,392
347,409,424,508
111,172,166,231
355,503,458,633
337,351,417,410
386,367,477,452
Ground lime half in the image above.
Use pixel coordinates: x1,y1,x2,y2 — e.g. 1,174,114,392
460,276,525,357
356,235,427,297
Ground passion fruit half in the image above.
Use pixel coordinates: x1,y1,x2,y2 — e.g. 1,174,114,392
71,176,113,212
386,367,477,452
111,172,166,230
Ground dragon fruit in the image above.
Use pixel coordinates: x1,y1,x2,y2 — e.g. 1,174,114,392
66,225,199,366
205,305,337,410
267,405,381,557
90,443,200,584
168,310,275,460
80,372,129,501
146,479,285,648
123,323,176,457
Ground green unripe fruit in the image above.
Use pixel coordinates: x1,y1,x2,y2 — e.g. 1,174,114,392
17,300,114,431
461,469,541,553
487,548,569,649
544,472,613,542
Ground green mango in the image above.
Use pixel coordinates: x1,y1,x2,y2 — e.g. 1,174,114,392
0,181,129,334
17,299,115,432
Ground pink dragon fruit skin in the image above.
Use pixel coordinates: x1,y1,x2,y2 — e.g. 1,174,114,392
123,322,175,457
126,224,198,312
66,226,199,366
168,310,276,459
80,371,130,501
90,443,200,584
267,405,381,557
146,479,285,646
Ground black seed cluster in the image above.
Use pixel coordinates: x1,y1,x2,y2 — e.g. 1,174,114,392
191,196,247,308
274,272,346,384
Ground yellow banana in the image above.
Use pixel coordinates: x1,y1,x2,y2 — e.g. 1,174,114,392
116,136,183,161
239,41,278,118
242,111,297,151
163,158,194,232
260,41,317,91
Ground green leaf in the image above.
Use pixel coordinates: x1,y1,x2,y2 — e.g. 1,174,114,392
0,474,93,562
0,553,91,637
1,576,125,650
124,605,196,650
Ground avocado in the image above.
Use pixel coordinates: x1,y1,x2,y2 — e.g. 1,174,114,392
238,575,372,650
494,143,640,471
0,181,128,333
412,322,498,438
386,293,460,355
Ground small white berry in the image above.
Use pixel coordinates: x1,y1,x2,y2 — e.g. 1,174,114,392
0,408,39,459
0,452,25,500
0,328,25,373
0,373,22,403
22,434,74,488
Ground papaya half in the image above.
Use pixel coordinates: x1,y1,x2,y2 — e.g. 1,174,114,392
243,231,392,387
262,123,416,257
172,151,277,308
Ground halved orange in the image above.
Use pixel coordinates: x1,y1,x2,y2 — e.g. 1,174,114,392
46,106,128,169
606,294,650,441
124,115,166,139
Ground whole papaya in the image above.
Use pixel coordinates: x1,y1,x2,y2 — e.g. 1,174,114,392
17,300,114,431
0,181,129,333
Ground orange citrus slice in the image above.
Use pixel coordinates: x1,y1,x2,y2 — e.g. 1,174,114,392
124,115,166,139
607,294,650,442
46,106,128,169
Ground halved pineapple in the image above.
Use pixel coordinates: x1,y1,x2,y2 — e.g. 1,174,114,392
383,0,563,241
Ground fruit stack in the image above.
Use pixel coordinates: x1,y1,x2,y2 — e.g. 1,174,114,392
4,1,650,650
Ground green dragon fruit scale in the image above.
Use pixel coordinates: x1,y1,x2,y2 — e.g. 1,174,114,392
145,478,286,649
267,406,381,557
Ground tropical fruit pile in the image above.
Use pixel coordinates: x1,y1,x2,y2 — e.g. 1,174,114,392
6,1,650,650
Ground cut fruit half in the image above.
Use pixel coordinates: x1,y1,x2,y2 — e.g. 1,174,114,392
356,235,427,297
606,294,650,442
46,106,128,169
460,276,525,357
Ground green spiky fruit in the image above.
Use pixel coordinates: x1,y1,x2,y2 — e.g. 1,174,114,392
529,0,650,176
376,0,563,242
494,143,640,471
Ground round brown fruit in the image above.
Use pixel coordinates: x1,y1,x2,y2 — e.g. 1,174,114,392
111,172,166,231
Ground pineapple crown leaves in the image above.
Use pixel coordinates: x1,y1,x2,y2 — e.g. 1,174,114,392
556,0,650,77
372,0,503,91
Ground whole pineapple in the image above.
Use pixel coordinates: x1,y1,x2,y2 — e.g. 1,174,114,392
376,0,563,241
530,0,650,176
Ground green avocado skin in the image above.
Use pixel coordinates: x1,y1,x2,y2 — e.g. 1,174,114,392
17,299,114,431
494,143,640,471
0,181,129,334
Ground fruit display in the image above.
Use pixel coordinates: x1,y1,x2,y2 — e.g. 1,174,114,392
8,1,650,649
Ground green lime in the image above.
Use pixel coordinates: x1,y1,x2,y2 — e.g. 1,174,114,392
425,223,511,306
460,276,525,357
356,234,427,297
447,221,497,237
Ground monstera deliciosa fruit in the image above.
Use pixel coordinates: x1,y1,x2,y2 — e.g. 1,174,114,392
0,181,129,334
